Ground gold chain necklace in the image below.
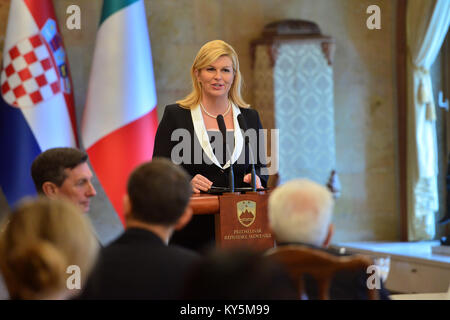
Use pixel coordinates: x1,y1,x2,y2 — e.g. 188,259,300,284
200,102,231,119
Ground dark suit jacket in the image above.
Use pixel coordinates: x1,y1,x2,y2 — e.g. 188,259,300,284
278,242,391,300
152,104,268,251
78,228,200,300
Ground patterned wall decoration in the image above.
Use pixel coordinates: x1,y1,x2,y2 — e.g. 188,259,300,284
253,40,336,185
275,42,336,185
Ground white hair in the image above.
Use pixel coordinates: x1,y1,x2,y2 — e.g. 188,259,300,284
268,179,334,246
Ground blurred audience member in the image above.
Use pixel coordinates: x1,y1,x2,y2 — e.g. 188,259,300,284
0,197,99,299
182,248,297,299
268,179,390,300
79,158,200,299
31,147,96,213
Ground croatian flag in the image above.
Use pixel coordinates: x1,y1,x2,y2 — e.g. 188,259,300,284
82,0,158,224
0,0,77,206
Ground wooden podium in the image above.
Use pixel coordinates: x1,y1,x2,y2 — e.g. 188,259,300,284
190,191,275,251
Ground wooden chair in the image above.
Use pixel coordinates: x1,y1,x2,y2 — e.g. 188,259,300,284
265,245,378,300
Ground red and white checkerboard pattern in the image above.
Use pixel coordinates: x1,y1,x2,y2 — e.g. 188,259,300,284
1,34,60,108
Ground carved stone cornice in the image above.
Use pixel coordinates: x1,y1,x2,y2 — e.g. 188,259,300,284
250,20,335,68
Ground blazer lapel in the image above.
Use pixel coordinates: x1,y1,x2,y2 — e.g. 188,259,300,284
190,103,244,170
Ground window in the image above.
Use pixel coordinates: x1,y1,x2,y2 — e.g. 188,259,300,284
432,30,449,239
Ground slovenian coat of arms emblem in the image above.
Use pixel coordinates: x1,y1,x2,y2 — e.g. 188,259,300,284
237,200,256,227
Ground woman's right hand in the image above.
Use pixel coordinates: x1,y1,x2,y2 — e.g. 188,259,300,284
191,174,213,193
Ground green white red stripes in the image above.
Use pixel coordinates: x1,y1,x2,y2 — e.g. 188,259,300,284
82,0,158,224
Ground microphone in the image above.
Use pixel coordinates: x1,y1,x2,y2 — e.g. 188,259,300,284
217,115,234,192
237,114,257,191
216,115,227,157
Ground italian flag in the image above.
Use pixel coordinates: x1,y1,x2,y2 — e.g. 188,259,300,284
82,0,158,225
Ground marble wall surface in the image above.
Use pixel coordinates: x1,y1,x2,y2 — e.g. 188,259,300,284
0,0,400,243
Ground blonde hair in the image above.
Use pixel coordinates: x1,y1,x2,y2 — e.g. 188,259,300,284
177,40,249,109
0,197,99,299
268,179,334,246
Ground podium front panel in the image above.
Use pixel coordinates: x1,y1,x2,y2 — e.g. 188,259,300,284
216,192,275,251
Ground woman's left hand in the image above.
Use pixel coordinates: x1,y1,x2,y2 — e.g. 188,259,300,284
243,173,262,189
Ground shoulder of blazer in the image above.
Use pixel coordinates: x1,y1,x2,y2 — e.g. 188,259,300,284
164,104,191,116
162,104,192,126
238,107,261,127
239,107,261,119
239,107,257,117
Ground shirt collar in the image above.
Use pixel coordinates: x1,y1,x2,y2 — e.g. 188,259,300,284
190,102,244,169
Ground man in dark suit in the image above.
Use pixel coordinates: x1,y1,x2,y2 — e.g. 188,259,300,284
268,179,390,300
79,158,200,299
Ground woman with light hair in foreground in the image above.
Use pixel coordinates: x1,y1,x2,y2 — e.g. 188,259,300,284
0,197,99,300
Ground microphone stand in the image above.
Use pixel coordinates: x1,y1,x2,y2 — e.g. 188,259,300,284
237,114,257,192
245,136,257,192
217,114,234,193
226,144,235,193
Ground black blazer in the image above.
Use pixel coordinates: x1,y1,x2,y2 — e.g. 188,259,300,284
153,104,268,189
78,228,200,299
152,104,268,251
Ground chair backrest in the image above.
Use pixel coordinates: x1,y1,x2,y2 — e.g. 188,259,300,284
265,245,378,300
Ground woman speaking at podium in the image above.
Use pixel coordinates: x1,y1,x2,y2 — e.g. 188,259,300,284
153,40,267,251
